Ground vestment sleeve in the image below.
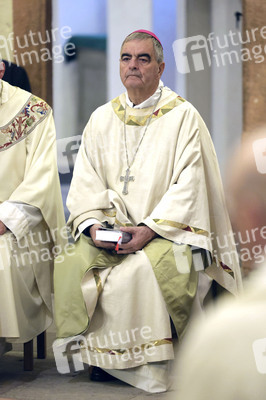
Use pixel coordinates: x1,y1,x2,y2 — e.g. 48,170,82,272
7,111,66,247
141,106,211,249
66,113,127,236
0,201,42,240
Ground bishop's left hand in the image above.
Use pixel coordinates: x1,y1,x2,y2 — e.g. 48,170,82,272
116,225,158,254
0,221,7,235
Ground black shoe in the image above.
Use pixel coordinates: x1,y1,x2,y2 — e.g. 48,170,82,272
90,367,117,382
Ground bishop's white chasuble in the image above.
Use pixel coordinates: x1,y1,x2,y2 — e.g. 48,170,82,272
54,85,242,392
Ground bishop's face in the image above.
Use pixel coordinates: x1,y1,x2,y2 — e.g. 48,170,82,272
119,39,165,103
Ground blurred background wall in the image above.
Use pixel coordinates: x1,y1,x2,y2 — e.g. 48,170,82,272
0,0,265,178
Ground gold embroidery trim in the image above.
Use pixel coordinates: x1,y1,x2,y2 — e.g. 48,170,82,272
214,256,235,278
114,218,133,227
0,95,50,152
82,338,172,355
153,218,209,237
103,210,117,218
153,219,235,278
111,95,186,126
93,270,103,294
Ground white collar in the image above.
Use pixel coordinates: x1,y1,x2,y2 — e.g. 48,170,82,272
126,80,164,109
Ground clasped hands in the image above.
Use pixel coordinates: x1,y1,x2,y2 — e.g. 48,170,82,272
89,224,158,254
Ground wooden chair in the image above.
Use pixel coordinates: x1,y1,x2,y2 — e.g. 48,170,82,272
23,331,46,371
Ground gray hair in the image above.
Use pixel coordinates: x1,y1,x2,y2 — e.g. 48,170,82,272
121,32,164,64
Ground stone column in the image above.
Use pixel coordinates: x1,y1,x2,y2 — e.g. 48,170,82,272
242,0,266,136
107,0,152,100
12,0,53,105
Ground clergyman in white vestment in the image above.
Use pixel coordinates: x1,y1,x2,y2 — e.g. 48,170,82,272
0,61,66,356
54,31,242,393
173,131,266,400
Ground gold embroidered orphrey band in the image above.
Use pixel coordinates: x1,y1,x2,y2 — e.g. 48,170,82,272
112,93,186,195
0,95,51,152
80,338,172,356
120,89,163,195
111,94,186,127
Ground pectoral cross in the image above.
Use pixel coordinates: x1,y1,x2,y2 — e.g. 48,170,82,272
120,168,134,195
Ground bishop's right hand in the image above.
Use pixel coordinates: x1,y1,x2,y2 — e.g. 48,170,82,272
89,224,117,250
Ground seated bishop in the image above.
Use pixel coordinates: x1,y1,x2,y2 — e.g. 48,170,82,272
53,30,242,393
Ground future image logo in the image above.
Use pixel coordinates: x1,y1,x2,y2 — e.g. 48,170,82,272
57,135,82,174
53,335,88,374
172,35,211,74
173,27,266,74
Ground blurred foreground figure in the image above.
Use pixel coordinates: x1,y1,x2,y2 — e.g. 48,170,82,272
0,61,66,355
173,130,266,400
227,131,266,275
54,31,241,393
